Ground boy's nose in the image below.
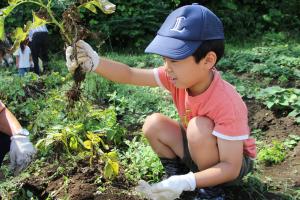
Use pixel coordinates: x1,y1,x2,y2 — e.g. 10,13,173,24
164,60,172,71
165,64,172,73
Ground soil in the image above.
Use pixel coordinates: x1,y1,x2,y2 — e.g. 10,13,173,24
246,99,300,190
18,99,299,200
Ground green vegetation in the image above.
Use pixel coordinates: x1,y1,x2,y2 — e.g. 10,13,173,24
121,137,164,183
258,141,287,166
0,1,300,199
1,34,300,198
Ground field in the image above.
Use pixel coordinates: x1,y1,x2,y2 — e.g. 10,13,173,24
0,33,299,200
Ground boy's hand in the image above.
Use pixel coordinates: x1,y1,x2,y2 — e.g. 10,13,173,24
136,172,196,200
65,40,100,74
10,132,36,176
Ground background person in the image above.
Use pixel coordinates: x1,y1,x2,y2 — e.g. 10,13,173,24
0,35,14,68
28,9,49,75
16,40,33,76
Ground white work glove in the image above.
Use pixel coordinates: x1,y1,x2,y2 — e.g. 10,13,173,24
10,133,36,176
65,40,100,74
136,172,196,200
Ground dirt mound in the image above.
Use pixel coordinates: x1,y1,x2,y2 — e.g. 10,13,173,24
18,99,299,199
22,160,142,200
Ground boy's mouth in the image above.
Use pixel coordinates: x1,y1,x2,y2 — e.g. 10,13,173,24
167,73,177,81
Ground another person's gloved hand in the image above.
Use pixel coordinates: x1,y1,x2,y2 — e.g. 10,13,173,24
9,129,36,175
136,172,196,200
65,40,100,74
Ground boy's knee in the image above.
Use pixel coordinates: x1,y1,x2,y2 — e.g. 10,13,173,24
186,116,214,142
142,113,164,138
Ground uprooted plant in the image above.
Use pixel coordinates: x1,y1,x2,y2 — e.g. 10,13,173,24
0,0,116,108
0,0,119,179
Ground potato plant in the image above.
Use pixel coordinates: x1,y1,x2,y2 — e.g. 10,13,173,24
0,0,119,179
0,0,115,107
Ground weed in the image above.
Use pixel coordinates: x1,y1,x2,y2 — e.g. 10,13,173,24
258,141,287,166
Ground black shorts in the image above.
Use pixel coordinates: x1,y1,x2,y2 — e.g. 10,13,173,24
0,132,11,167
180,125,254,186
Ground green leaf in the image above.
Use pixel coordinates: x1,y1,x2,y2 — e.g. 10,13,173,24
110,160,119,175
69,136,78,150
10,26,27,52
82,2,98,14
92,0,116,15
104,161,113,179
8,0,19,5
31,12,47,29
35,138,46,149
266,101,274,109
86,131,101,143
107,151,118,162
104,159,119,179
0,16,4,41
1,5,16,16
83,140,92,150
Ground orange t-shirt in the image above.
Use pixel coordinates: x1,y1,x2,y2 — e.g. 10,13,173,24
154,67,256,158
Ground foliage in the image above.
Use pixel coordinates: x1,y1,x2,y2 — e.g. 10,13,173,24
283,135,300,150
219,39,300,87
204,0,300,39
0,70,65,123
258,141,287,166
120,136,163,183
35,105,122,179
0,0,115,51
81,0,176,49
256,86,300,123
221,72,260,99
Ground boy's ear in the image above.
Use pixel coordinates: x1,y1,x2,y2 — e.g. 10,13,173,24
203,51,217,69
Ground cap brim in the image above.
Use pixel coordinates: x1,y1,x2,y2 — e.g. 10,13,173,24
145,35,202,60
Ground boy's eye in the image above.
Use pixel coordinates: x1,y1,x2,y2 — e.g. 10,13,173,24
163,57,179,63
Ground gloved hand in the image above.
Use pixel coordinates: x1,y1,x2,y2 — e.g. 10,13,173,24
65,40,100,74
10,134,36,175
136,172,196,200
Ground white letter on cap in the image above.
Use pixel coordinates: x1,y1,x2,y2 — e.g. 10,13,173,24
170,16,186,33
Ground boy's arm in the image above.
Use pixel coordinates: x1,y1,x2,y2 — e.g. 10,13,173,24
139,139,244,199
194,139,243,187
66,40,158,87
95,58,158,86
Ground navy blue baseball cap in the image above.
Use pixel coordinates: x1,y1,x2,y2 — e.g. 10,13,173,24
145,4,224,60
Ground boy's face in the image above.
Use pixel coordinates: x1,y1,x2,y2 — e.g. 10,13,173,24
163,53,215,94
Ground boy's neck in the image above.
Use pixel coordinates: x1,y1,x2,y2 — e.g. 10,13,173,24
187,71,214,97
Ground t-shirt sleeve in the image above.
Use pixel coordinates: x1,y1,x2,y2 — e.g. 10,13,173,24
212,105,250,141
153,66,174,92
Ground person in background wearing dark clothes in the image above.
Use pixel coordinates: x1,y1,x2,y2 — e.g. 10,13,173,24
28,10,49,75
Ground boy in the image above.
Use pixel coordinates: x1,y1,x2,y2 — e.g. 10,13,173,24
65,4,256,200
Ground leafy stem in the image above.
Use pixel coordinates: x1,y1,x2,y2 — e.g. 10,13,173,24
14,0,71,44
